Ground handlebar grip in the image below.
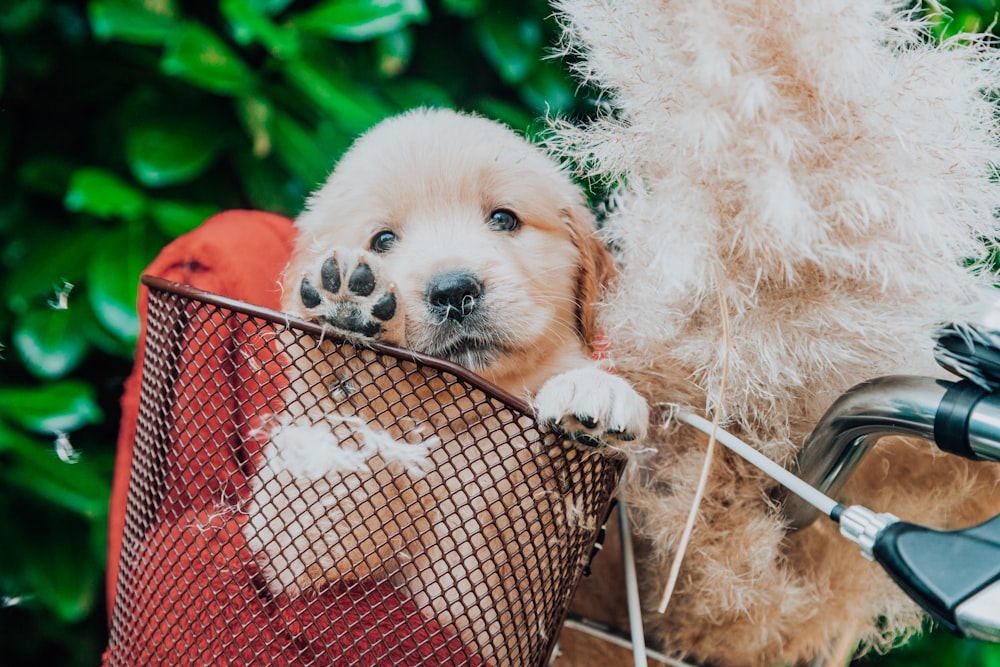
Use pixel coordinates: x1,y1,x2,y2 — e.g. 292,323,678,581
872,513,1000,640
934,380,986,460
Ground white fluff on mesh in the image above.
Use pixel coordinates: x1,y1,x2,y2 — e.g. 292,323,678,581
258,415,436,480
244,415,438,596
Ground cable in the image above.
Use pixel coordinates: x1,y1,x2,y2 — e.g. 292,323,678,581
676,410,1000,642
618,502,648,667
675,411,842,519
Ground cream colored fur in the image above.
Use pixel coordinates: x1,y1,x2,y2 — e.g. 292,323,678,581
548,1,1000,665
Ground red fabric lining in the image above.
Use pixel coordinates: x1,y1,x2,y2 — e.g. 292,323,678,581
104,210,484,666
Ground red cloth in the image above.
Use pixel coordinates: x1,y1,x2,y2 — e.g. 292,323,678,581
104,210,483,666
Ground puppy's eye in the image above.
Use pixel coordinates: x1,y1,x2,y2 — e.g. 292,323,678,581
370,230,397,253
488,209,520,233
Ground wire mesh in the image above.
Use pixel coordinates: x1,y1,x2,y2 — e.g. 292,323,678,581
105,276,622,667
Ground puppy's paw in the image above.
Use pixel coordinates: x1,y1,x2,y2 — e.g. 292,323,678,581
297,250,404,343
535,367,649,451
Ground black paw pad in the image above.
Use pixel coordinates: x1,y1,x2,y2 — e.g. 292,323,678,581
322,311,381,338
321,256,341,293
572,432,605,449
371,291,397,321
348,263,375,297
300,278,321,308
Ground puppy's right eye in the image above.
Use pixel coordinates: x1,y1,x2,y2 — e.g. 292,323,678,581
370,230,397,253
488,209,520,233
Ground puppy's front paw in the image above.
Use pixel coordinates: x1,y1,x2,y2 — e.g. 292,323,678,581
535,367,649,451
297,250,404,343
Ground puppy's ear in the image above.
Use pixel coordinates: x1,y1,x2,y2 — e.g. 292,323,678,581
564,205,616,353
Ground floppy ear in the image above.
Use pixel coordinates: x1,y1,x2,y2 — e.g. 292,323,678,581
564,204,616,354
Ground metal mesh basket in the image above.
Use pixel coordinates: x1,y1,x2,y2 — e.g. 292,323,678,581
104,276,622,667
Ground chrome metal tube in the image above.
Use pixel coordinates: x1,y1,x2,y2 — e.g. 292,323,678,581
968,397,1000,462
782,375,1000,530
956,580,1000,642
782,376,943,530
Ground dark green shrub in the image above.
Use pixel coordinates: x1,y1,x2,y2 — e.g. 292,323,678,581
0,1,581,663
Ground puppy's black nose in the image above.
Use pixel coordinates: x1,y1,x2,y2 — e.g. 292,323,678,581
427,271,483,322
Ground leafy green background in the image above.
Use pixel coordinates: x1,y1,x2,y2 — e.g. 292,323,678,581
0,1,997,665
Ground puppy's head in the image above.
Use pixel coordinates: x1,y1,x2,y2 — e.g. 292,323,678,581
286,108,613,393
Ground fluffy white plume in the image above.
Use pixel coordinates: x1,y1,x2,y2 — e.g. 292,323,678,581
549,1,1000,664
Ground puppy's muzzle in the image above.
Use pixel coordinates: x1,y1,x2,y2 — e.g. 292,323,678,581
427,271,483,323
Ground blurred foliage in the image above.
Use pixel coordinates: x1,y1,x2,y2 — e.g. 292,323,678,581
0,0,997,665
857,628,1000,667
925,0,1000,40
0,0,584,664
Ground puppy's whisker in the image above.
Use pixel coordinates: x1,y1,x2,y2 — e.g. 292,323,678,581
461,294,476,316
429,307,453,327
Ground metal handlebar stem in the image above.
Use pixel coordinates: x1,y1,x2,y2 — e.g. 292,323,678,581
782,375,1000,531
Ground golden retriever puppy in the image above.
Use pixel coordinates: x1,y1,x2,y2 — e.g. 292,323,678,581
245,107,648,663
283,107,647,437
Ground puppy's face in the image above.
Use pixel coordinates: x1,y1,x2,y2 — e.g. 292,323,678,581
285,109,611,393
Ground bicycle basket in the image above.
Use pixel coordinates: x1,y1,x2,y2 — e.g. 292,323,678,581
104,276,621,667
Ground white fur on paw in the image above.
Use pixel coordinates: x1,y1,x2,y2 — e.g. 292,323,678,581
534,366,649,451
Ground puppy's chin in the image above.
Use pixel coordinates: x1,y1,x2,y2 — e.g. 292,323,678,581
421,333,508,371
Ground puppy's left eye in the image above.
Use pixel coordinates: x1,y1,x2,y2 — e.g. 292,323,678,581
488,209,520,232
370,230,398,253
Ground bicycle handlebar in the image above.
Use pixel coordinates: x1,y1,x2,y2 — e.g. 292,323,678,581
780,375,1000,531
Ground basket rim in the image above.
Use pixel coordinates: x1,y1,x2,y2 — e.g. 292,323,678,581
141,274,533,416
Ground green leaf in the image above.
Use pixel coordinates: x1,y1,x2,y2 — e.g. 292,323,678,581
86,228,156,346
269,110,340,187
161,22,257,95
2,228,102,312
246,0,295,15
376,29,413,78
475,11,543,84
474,97,535,134
862,625,1000,667
18,156,75,197
87,0,178,46
148,199,218,238
441,0,484,18
0,494,104,622
64,168,146,221
0,194,24,235
222,0,300,57
284,60,393,133
382,79,454,110
233,149,309,216
0,420,40,455
0,381,103,434
234,95,273,158
13,307,89,379
125,115,225,187
0,0,46,33
519,59,578,114
77,298,135,359
0,423,110,519
89,514,108,568
38,532,101,623
291,0,428,42
149,200,216,238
